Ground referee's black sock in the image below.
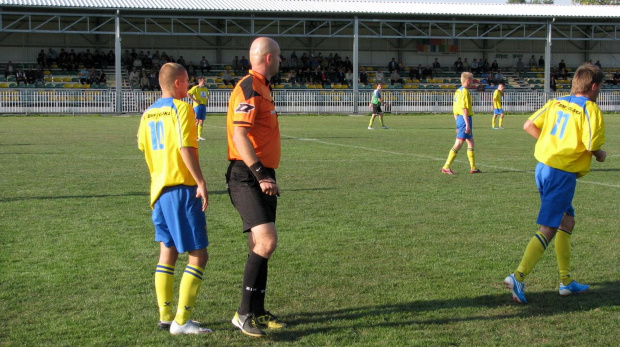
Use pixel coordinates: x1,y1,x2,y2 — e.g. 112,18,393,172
252,257,269,316
239,251,268,315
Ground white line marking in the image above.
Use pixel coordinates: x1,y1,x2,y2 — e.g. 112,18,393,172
209,125,619,188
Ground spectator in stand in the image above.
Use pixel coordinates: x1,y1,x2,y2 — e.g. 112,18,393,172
129,67,140,86
482,59,491,73
529,55,537,68
422,65,433,80
595,60,602,70
538,56,545,67
187,61,197,79
454,57,464,73
388,58,398,72
97,70,107,85
516,58,525,78
15,69,26,85
37,50,47,68
550,74,557,92
613,71,620,85
149,70,159,90
375,69,385,85
433,58,442,75
359,69,368,85
471,59,479,74
390,70,404,85
140,72,151,91
199,56,211,75
79,67,89,84
222,69,234,86
345,69,353,86
492,70,504,85
408,66,420,80
239,56,250,74
343,57,353,72
558,67,568,80
84,49,95,68
559,59,566,71
88,68,98,84
491,60,499,72
35,67,45,83
47,48,58,66
463,58,470,72
177,56,187,69
105,50,114,69
26,68,36,85
4,61,15,78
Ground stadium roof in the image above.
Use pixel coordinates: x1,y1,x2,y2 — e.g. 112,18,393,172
1,0,619,19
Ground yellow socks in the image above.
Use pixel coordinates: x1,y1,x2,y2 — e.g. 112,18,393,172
197,124,203,138
154,263,175,322
515,231,549,282
492,117,496,128
499,117,504,128
556,229,572,285
369,115,375,127
175,265,205,325
443,147,458,169
466,148,476,170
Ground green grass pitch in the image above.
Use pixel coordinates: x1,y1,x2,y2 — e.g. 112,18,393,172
1,113,619,346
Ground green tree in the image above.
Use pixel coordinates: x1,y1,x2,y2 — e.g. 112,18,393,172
572,0,620,4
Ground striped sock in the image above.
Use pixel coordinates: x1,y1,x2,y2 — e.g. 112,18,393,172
443,147,458,169
175,265,205,325
467,148,476,170
154,263,175,322
516,231,549,282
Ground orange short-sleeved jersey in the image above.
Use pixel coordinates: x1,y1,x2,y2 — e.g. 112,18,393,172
227,70,281,169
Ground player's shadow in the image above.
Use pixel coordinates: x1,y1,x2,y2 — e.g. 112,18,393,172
268,280,620,342
0,190,230,203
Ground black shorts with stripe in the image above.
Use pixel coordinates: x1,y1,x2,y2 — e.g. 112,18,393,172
226,160,277,233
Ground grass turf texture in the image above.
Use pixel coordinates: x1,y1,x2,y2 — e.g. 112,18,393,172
1,114,619,346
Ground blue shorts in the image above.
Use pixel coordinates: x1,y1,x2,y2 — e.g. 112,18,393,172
194,104,206,120
152,185,208,253
535,162,576,228
493,108,504,115
456,115,473,140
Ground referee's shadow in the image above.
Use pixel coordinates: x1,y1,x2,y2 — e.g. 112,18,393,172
268,280,620,342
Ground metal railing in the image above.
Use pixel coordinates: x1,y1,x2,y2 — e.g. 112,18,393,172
1,89,620,114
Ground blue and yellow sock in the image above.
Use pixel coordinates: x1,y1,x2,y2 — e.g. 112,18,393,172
175,265,205,325
556,229,572,285
443,147,458,169
154,263,175,322
515,231,549,282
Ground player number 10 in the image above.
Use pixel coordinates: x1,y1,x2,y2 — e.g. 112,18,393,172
148,120,165,150
550,111,570,140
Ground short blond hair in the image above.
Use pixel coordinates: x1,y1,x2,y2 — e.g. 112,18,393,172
159,63,186,92
460,72,473,85
570,63,604,95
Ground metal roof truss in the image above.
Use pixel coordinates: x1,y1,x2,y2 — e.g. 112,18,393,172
1,11,619,41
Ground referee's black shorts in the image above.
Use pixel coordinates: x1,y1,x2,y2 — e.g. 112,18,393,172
372,104,383,114
226,160,277,233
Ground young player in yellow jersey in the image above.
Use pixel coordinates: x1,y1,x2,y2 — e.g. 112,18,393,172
138,63,212,334
492,83,505,129
441,72,481,175
187,76,210,141
504,64,607,304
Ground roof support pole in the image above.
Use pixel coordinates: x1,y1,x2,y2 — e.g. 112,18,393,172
115,10,122,114
353,16,359,114
544,18,553,96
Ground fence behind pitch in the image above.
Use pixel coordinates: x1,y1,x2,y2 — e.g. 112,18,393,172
1,89,619,114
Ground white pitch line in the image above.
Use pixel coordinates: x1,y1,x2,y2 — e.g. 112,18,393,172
207,125,619,188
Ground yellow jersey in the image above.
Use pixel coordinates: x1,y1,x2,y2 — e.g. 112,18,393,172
493,89,503,109
453,86,472,116
187,85,210,107
529,96,606,178
138,97,199,207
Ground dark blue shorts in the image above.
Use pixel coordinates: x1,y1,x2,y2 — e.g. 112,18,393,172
194,105,206,120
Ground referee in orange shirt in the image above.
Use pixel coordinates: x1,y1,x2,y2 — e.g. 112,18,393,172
226,37,286,338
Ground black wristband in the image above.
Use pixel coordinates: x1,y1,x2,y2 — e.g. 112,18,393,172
249,161,271,181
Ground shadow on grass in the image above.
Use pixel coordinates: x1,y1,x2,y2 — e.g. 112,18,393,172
269,280,620,342
0,190,230,203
